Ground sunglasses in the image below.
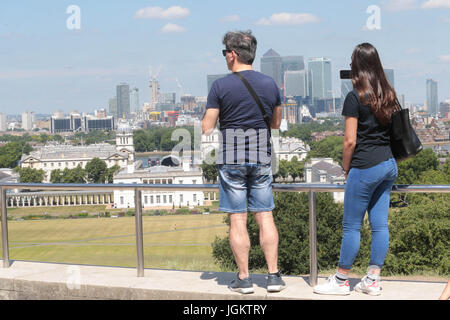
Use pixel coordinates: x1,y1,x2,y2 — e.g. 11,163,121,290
222,49,239,57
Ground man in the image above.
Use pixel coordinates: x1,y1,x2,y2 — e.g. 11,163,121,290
202,30,284,294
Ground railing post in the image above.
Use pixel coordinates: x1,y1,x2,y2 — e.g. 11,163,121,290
308,190,318,287
134,189,144,277
1,188,10,268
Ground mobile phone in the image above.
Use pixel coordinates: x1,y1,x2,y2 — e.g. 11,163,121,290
340,70,351,79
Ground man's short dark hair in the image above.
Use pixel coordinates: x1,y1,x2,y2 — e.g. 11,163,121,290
222,30,257,65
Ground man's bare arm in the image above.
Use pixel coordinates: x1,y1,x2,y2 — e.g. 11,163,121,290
202,108,220,135
270,105,282,129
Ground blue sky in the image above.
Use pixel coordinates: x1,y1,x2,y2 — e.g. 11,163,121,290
0,0,449,114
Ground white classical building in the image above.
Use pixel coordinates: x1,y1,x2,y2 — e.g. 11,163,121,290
276,136,310,162
113,156,204,209
305,158,346,203
20,122,134,183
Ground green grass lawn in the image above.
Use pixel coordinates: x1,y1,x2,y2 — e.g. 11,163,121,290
1,214,228,272
7,205,108,217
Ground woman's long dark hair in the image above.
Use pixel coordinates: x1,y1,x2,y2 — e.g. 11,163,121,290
351,43,397,126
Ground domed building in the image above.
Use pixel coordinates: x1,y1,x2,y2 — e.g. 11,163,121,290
20,122,135,183
115,121,135,162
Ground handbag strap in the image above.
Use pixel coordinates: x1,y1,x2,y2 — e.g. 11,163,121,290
234,72,272,136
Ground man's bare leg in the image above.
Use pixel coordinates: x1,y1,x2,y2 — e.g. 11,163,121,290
229,212,250,279
254,211,279,274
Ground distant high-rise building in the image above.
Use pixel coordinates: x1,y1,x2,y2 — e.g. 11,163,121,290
426,79,438,115
261,49,282,89
161,92,176,104
281,99,298,124
281,56,304,89
207,74,228,94
308,57,332,100
116,83,130,119
109,97,117,117
21,111,34,131
0,113,6,132
384,69,395,89
439,101,449,117
149,79,160,110
130,88,140,113
284,70,307,97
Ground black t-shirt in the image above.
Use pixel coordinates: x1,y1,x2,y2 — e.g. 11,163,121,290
206,70,281,164
341,89,393,169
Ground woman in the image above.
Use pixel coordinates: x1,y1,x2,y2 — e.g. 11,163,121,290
314,43,398,296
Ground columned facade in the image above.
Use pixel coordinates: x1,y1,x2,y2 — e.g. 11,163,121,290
6,191,114,208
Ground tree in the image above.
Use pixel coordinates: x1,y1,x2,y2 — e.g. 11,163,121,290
288,157,304,182
392,148,442,207
307,136,344,165
85,158,108,183
276,160,289,181
50,169,64,183
396,148,439,184
16,167,45,183
201,162,218,183
64,165,87,183
0,142,26,168
50,165,86,184
212,192,344,274
105,165,121,184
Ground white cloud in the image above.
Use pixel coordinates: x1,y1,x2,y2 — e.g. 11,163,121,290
134,6,190,19
439,54,450,62
161,23,186,33
255,13,319,26
219,14,240,22
383,0,419,11
421,0,450,9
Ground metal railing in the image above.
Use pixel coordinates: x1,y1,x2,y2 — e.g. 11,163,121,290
1,182,449,286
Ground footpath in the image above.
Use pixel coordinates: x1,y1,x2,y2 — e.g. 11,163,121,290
0,260,446,300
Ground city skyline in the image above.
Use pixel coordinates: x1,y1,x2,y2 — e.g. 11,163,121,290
1,0,449,114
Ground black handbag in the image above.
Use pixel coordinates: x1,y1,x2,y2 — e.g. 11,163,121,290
390,98,423,161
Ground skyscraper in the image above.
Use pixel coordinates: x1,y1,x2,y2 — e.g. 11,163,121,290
281,56,305,98
0,113,6,132
130,88,140,113
149,79,160,110
284,70,307,97
21,111,34,131
308,57,332,100
116,83,130,119
261,49,282,88
281,56,304,83
109,97,117,117
426,79,438,115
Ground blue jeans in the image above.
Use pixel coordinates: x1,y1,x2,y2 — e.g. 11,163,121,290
338,158,398,270
218,163,275,213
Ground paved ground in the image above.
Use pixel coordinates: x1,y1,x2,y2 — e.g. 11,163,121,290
0,260,447,300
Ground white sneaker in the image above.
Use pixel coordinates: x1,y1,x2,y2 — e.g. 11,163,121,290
355,275,382,296
313,275,350,295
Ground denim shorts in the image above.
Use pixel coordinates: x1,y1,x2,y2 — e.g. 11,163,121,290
218,163,275,213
